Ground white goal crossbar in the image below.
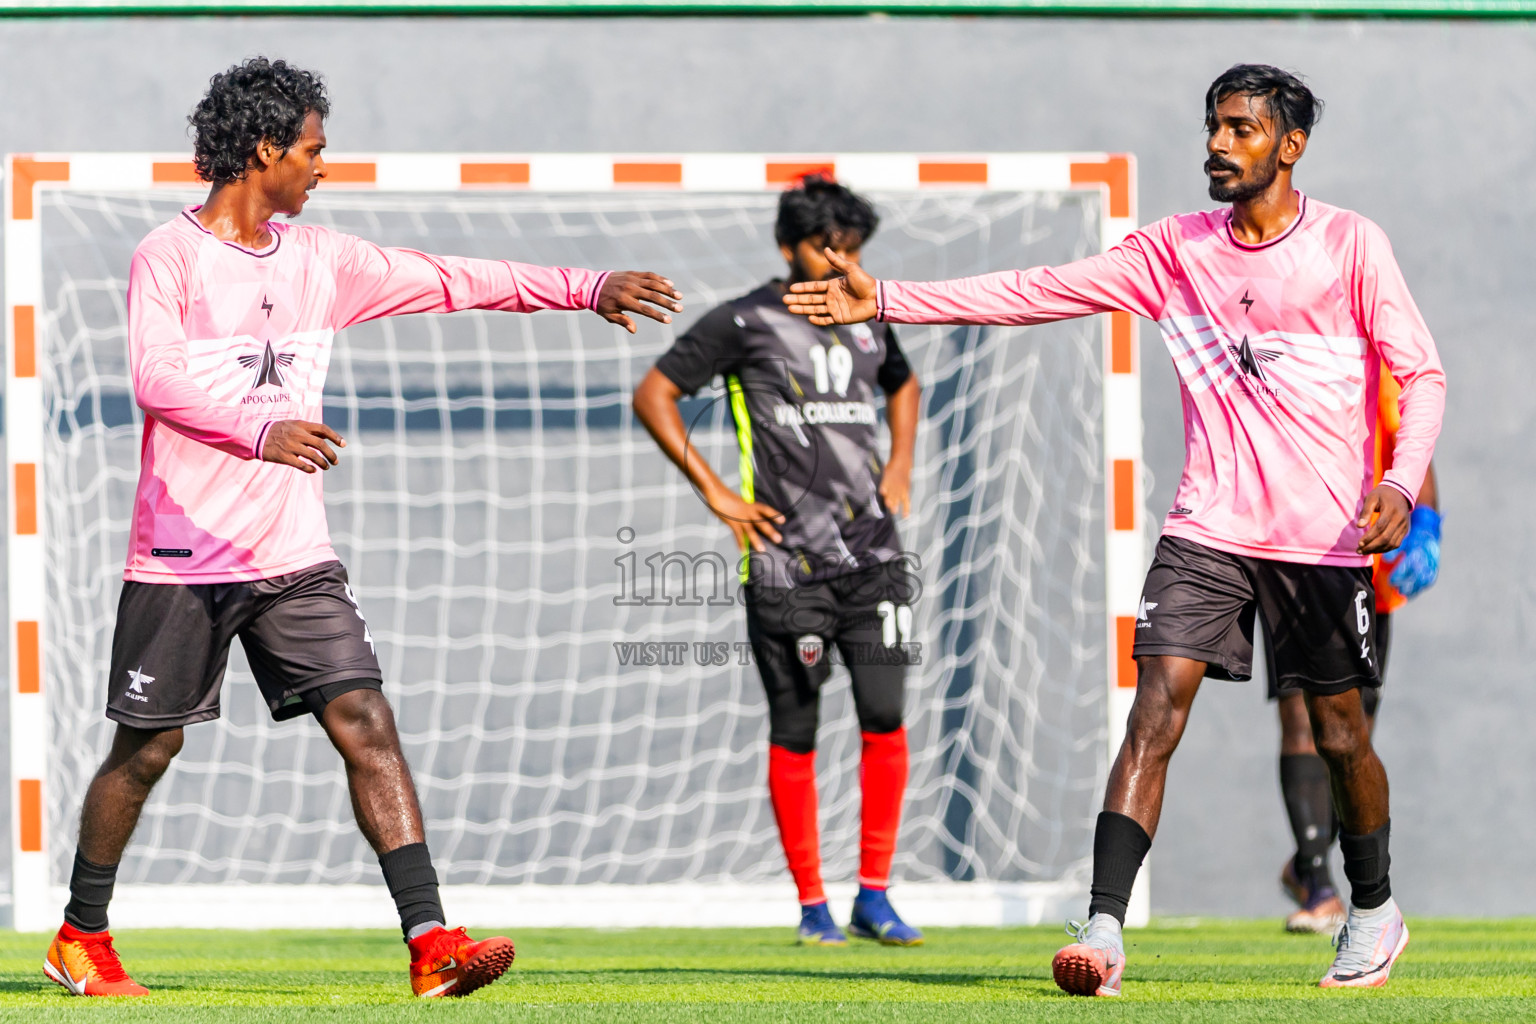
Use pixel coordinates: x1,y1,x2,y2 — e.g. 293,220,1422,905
5,152,1144,931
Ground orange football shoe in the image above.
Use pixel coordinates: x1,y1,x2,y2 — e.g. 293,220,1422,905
407,925,515,998
1052,915,1125,997
43,922,148,997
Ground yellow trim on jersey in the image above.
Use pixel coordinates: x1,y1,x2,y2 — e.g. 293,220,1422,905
727,374,755,583
727,374,754,503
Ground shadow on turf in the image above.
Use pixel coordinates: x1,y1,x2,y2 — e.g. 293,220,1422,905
539,966,1019,987
2,974,339,998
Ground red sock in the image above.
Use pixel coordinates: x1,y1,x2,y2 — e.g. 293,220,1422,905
768,744,824,905
859,727,908,889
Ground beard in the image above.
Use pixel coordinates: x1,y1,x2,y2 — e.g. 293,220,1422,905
1206,146,1280,203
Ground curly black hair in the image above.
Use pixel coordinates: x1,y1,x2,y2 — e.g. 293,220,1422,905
189,57,330,185
775,174,880,250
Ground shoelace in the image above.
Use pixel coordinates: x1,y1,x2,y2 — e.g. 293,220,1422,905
1065,918,1122,958
1329,921,1373,974
81,934,131,983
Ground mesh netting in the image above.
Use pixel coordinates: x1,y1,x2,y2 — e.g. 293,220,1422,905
39,185,1105,892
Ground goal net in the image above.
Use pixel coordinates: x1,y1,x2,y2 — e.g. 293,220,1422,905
7,154,1142,930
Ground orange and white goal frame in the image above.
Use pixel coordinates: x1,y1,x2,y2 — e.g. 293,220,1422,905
4,152,1143,931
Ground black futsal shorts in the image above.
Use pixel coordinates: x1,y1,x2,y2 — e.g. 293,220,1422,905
105,560,383,729
1132,536,1380,696
1267,612,1393,703
743,559,918,752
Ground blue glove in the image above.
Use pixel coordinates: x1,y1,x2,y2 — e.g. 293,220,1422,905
1387,505,1441,598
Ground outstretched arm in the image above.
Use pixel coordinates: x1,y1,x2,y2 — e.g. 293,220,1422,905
330,233,682,332
592,272,686,334
631,368,785,552
784,224,1177,327
783,249,880,325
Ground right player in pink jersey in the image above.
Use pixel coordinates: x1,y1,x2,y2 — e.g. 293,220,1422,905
44,58,682,1000
783,65,1444,994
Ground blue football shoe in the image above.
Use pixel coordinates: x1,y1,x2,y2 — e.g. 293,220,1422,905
797,902,848,946
849,887,924,946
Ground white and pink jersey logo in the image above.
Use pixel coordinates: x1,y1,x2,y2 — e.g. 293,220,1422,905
877,194,1445,566
125,208,608,583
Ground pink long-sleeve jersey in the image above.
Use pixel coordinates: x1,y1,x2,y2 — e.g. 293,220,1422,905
878,194,1445,567
124,207,610,583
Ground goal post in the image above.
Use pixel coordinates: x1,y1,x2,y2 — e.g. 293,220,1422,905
5,151,1143,932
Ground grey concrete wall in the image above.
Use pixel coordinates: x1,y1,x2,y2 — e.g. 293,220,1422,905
0,13,1531,918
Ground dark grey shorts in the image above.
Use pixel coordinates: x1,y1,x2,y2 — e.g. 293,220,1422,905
1132,536,1381,696
1268,612,1393,701
742,559,917,749
106,560,383,729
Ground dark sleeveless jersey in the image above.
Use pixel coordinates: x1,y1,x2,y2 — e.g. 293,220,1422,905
655,281,913,588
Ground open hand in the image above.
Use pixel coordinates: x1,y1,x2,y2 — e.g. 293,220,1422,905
705,485,785,553
782,248,879,325
1356,485,1411,555
596,271,683,333
263,419,345,473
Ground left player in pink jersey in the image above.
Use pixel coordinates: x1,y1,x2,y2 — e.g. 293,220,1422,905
784,65,1443,994
44,58,682,999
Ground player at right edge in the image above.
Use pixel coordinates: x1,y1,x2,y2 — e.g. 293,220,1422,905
783,65,1444,994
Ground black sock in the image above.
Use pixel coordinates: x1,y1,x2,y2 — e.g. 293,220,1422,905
1339,821,1391,910
1088,811,1152,925
63,851,119,933
379,842,445,940
1279,753,1336,891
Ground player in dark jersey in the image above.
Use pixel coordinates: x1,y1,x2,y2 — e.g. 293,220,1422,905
633,176,924,946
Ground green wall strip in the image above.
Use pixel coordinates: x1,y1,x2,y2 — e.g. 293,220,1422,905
0,1,1532,17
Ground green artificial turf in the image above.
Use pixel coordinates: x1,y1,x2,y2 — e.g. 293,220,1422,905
2,919,1533,1022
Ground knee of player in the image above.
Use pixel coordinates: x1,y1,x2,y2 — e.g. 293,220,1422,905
123,728,183,784
1311,716,1369,765
324,689,401,750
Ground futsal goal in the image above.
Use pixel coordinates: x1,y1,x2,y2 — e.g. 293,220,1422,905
4,152,1144,931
